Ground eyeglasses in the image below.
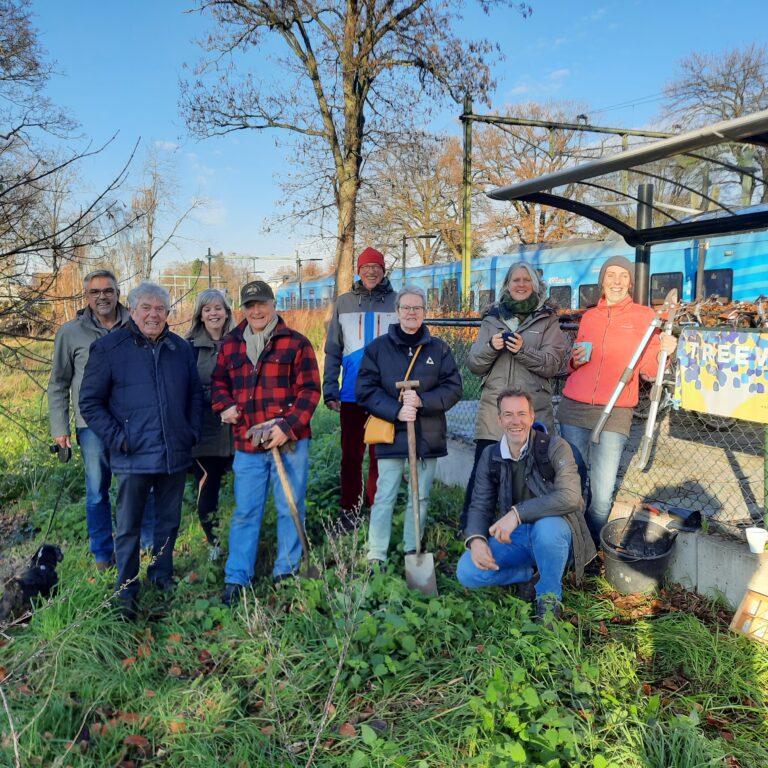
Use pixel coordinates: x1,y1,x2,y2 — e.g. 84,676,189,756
87,288,116,297
399,304,425,313
359,264,383,272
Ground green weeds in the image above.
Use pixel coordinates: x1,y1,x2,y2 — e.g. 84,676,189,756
1,402,767,766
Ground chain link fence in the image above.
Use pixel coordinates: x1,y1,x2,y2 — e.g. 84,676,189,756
429,318,767,540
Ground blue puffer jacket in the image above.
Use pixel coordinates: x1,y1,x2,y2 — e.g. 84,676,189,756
79,321,204,474
355,324,463,459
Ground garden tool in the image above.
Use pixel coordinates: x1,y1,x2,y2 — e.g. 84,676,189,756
591,289,677,444
396,378,438,597
245,420,320,579
636,289,678,469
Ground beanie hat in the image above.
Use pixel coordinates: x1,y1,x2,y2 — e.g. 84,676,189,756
357,247,385,273
598,255,634,293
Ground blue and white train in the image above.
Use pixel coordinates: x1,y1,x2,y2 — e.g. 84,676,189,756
275,229,768,313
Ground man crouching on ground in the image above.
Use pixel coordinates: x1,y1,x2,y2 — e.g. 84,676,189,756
212,281,320,605
456,388,595,620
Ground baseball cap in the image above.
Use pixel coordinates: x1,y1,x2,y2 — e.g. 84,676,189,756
240,280,275,306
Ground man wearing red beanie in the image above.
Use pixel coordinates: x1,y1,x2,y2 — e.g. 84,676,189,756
324,246,397,533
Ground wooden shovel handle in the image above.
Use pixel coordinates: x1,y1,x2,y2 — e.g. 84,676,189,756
271,446,311,557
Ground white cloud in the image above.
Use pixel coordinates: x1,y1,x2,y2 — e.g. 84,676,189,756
509,83,530,95
193,199,227,228
548,68,570,81
154,140,178,151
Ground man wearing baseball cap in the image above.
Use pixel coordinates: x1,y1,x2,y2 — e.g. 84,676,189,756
323,247,397,534
211,280,320,603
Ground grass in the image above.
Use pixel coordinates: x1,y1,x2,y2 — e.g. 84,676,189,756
1,388,767,766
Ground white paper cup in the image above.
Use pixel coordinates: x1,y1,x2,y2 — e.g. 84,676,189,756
745,527,768,554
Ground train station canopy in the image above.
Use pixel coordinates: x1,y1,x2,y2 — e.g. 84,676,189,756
486,109,768,248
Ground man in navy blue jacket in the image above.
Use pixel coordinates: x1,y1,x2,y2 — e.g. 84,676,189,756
80,281,203,619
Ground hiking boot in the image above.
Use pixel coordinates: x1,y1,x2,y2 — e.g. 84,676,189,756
117,598,138,623
273,571,298,585
534,596,563,628
221,583,243,606
367,559,387,576
332,508,363,538
149,578,177,593
95,557,115,573
515,577,538,603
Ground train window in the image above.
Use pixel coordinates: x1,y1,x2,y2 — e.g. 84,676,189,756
427,288,439,308
578,284,600,308
441,278,459,309
302,299,309,309
549,285,571,309
650,272,683,305
290,295,297,309
695,268,733,301
467,290,475,311
479,289,495,311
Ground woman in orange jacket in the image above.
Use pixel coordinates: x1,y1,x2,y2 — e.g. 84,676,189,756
558,256,676,542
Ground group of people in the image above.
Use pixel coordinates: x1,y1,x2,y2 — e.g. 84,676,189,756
48,249,675,621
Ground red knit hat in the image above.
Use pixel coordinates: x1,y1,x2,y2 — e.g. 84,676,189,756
357,247,385,273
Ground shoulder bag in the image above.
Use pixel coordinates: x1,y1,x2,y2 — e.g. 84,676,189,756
363,345,422,445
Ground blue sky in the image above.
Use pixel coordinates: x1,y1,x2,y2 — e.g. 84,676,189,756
31,0,766,275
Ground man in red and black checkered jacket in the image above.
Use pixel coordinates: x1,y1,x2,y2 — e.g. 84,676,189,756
211,280,320,604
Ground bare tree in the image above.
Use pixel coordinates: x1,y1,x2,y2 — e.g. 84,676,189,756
0,0,138,357
120,147,203,282
356,134,470,265
473,102,593,245
180,0,533,295
663,44,768,204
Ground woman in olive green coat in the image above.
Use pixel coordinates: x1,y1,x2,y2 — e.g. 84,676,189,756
459,262,568,531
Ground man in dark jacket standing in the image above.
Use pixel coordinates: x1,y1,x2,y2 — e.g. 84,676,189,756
457,389,595,621
212,281,320,605
323,247,397,532
47,269,155,569
80,281,203,618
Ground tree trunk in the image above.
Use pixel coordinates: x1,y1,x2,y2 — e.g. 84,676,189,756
334,175,359,296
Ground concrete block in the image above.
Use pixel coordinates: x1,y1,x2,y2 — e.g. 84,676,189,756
436,439,474,488
666,531,698,593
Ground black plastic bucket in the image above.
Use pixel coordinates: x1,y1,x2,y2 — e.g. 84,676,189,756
600,517,677,594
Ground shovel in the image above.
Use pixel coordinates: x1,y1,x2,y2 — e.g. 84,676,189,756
271,446,321,580
245,420,319,579
396,379,438,597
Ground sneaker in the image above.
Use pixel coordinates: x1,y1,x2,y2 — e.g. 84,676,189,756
95,557,115,573
367,559,387,575
273,571,298,585
221,583,243,606
208,544,222,562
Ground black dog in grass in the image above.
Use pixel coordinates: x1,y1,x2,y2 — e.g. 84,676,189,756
0,544,63,623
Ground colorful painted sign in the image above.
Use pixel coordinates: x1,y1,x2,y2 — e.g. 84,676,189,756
674,329,768,424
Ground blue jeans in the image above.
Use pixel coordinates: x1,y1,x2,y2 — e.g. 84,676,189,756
559,423,628,541
368,457,437,562
224,441,309,585
456,517,572,599
77,427,155,562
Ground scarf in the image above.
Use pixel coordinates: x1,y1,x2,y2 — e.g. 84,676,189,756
498,293,540,332
244,316,278,366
